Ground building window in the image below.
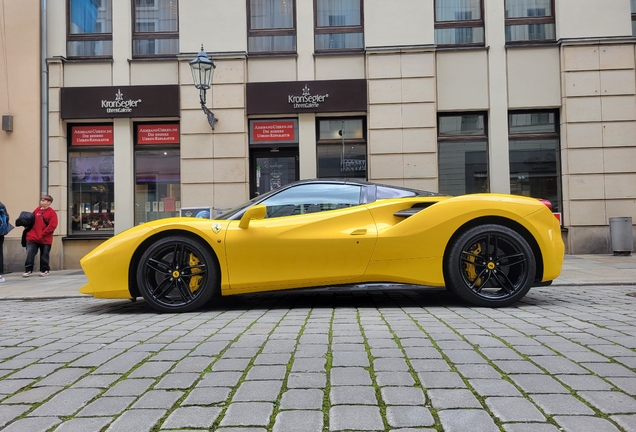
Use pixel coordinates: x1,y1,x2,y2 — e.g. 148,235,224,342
68,124,115,235
134,123,181,225
438,113,489,195
316,118,366,179
434,0,484,46
248,0,296,54
509,111,561,212
132,0,179,57
505,0,555,43
67,0,113,57
314,0,364,52
631,0,636,36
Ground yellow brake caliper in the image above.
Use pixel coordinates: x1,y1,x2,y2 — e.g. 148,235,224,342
189,253,203,293
464,243,482,287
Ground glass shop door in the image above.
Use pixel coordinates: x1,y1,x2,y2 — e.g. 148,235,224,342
250,148,299,198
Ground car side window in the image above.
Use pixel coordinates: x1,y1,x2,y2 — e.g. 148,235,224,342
261,184,362,218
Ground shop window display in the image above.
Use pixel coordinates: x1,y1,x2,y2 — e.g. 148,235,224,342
508,111,561,212
438,113,489,195
316,118,366,179
134,123,181,225
134,149,181,225
69,152,115,234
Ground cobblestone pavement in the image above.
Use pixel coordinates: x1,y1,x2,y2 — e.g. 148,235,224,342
1,283,636,432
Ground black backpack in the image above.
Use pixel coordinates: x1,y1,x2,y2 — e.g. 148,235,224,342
0,207,13,235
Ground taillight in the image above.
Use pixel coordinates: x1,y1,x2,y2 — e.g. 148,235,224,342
538,199,553,211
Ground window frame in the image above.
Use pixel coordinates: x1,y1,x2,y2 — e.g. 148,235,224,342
434,0,485,48
631,0,636,36
313,0,364,54
437,112,490,195
507,109,561,213
131,0,180,59
133,121,182,224
67,123,115,237
504,0,556,45
66,0,113,59
316,116,367,180
247,0,298,56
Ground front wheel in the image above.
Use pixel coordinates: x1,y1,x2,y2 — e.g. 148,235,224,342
445,224,536,307
137,236,218,313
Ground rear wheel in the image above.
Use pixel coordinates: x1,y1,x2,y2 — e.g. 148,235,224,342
445,224,536,307
137,236,218,313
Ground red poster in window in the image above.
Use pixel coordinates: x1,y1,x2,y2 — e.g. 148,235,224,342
137,124,180,144
71,126,114,146
252,121,296,142
164,197,175,212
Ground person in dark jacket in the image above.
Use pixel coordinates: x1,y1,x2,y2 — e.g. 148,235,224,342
0,200,8,282
23,195,58,277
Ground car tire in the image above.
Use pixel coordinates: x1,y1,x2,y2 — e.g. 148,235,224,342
137,235,218,313
445,224,536,308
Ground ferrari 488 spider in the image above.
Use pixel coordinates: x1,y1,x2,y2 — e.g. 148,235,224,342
80,179,564,312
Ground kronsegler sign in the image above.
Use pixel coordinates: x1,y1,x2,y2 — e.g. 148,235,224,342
61,85,180,119
247,79,367,115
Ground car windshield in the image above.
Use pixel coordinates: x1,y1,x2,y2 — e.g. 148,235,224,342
214,187,281,220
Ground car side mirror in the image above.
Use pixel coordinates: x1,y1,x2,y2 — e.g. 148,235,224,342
239,204,267,229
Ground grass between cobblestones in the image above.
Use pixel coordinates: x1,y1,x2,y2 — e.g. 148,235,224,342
359,309,390,431
321,310,334,430
0,286,635,431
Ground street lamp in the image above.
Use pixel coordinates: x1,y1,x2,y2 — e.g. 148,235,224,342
189,45,218,130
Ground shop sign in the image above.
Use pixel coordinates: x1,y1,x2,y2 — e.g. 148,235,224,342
71,125,114,146
102,89,142,114
137,124,180,144
288,85,329,109
61,85,180,119
247,79,367,115
250,119,298,145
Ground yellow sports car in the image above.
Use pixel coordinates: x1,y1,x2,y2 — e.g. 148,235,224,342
80,179,564,312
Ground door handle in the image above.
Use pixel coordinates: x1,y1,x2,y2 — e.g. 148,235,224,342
351,228,367,235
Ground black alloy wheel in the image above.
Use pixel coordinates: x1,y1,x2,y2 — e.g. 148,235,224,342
137,236,218,313
445,224,536,307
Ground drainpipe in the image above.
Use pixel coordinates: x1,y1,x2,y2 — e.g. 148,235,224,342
40,0,48,195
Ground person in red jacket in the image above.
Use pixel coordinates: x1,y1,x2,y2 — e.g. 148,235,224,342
23,194,58,277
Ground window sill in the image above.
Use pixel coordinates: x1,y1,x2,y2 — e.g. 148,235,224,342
62,57,114,63
129,56,179,62
505,41,558,49
436,45,488,52
314,50,365,57
247,52,298,59
62,234,113,241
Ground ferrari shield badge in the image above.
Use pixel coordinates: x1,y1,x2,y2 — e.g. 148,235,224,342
211,224,222,234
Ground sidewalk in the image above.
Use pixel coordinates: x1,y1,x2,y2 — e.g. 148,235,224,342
0,254,634,300
0,269,88,299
